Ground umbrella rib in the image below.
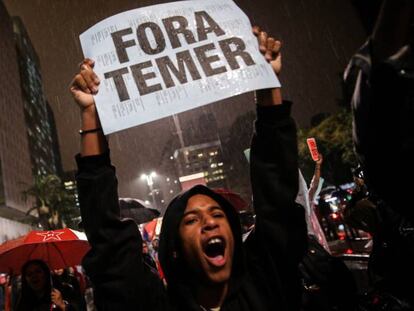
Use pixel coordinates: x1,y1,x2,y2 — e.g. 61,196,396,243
50,242,69,269
27,243,40,260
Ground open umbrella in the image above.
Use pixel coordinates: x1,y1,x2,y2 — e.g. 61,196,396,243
0,228,90,275
119,198,160,224
213,188,250,212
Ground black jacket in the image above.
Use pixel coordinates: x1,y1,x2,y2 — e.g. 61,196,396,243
344,41,414,222
76,102,307,310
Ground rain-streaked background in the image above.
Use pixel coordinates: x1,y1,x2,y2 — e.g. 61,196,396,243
3,0,374,212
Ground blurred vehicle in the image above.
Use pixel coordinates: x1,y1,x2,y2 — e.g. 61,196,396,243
316,185,363,241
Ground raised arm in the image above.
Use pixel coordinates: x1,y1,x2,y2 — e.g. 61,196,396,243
70,61,166,310
69,59,107,156
308,154,323,203
249,27,307,310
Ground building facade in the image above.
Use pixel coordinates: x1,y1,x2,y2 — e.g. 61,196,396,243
13,16,61,176
0,1,34,224
174,140,227,190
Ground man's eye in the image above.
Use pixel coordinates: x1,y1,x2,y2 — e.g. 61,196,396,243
213,213,224,218
185,218,197,225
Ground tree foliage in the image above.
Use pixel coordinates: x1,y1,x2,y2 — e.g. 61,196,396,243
298,109,357,185
21,174,79,230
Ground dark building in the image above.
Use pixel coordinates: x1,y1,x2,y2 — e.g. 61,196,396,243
13,16,61,176
0,1,34,234
46,102,63,176
174,140,228,190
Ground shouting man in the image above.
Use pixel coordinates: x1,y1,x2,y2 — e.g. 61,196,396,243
70,26,307,311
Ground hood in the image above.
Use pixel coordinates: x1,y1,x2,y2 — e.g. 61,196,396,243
158,185,245,299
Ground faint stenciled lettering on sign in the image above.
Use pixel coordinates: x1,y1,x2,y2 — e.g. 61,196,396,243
80,0,280,134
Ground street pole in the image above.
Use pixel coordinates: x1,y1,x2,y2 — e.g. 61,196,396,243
141,172,157,210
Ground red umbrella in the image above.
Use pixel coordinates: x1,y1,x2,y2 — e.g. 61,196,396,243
213,188,250,212
0,228,90,275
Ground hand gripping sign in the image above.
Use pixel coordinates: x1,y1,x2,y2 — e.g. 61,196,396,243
306,138,320,161
79,0,280,134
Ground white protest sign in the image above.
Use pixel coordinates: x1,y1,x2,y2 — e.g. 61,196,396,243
80,0,280,134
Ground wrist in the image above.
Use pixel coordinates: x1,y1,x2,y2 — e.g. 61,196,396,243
256,87,282,106
81,105,100,130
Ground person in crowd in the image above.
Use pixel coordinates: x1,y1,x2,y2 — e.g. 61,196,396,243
52,268,86,311
71,26,307,310
15,259,77,311
297,154,357,311
344,0,414,308
345,168,414,310
344,166,376,235
151,237,159,254
305,153,330,250
344,0,414,223
141,241,159,275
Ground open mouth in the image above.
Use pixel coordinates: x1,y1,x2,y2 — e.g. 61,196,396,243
203,237,226,267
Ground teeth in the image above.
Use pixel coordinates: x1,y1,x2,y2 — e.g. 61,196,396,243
208,238,222,245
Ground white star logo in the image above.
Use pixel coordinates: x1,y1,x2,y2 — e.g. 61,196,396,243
36,231,65,241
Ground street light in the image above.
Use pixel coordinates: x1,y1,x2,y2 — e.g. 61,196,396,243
141,172,157,208
141,171,156,186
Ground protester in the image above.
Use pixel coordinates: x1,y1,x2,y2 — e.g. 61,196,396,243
71,26,307,310
345,168,414,310
15,259,77,311
141,241,159,276
344,0,414,308
52,268,86,311
344,0,414,223
301,153,330,251
297,154,357,311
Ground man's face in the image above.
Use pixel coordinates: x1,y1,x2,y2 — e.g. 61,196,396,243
142,242,149,254
179,194,234,285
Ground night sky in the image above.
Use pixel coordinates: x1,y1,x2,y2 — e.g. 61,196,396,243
3,0,367,201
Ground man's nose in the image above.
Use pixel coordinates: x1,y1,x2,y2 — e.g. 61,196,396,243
202,216,219,232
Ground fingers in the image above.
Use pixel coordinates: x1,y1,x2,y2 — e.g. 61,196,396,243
265,37,275,61
78,58,95,69
272,40,282,56
51,288,62,300
259,31,268,54
70,73,91,95
80,63,100,93
252,25,260,36
70,59,100,95
253,26,282,62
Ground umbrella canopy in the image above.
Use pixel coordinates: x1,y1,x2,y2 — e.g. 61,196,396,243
213,188,250,213
119,198,160,224
0,228,90,275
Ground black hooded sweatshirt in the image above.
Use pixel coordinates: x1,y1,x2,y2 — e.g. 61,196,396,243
76,102,307,311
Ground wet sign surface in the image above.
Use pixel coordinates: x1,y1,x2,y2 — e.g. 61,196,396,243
80,0,280,134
